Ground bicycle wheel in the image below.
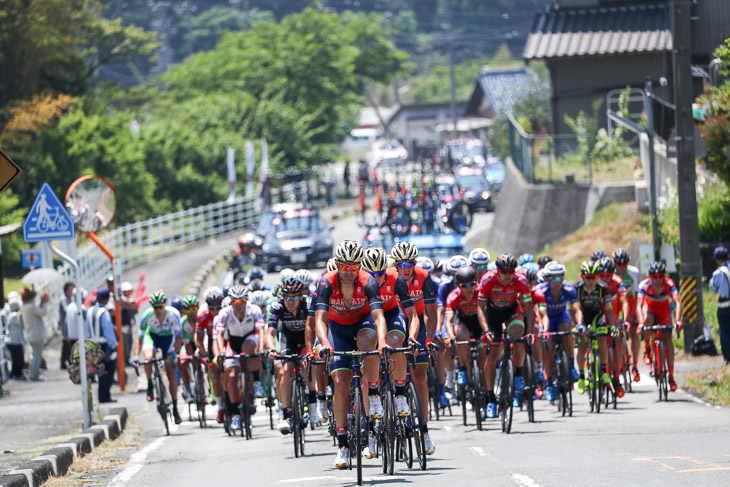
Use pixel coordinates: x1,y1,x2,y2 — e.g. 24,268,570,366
292,379,301,457
557,351,569,417
596,358,603,414
658,343,668,402
407,382,426,471
297,381,307,454
588,354,596,413
242,378,253,440
263,364,275,430
353,387,364,485
155,374,170,436
500,360,514,434
459,383,468,426
621,339,633,393
382,390,395,475
523,355,535,421
471,358,483,431
386,204,411,237
447,201,472,233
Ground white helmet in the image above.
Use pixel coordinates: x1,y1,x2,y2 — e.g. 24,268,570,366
446,255,468,275
468,248,491,266
416,256,435,273
280,268,295,281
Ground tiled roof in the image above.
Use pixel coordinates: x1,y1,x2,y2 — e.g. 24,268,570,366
523,3,672,60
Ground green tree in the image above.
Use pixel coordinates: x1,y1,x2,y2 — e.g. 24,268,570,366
697,39,730,185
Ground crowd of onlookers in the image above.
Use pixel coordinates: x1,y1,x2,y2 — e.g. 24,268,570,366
1,277,139,403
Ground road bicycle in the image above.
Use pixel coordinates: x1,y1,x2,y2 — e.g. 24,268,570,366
399,348,427,471
518,335,537,424
261,356,277,430
379,346,410,475
544,330,576,418
644,324,680,402
453,337,484,430
426,341,451,421
494,335,532,434
309,359,335,444
220,353,257,439
585,328,609,413
277,353,311,458
135,354,172,435
191,355,208,428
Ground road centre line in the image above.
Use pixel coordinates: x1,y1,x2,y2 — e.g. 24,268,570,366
512,473,544,487
470,446,487,456
109,437,167,485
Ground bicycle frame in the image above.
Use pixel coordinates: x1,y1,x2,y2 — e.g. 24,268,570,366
278,353,310,458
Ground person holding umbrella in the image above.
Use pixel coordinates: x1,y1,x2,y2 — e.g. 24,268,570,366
21,288,50,381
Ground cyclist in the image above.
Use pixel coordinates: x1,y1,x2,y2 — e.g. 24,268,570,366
416,256,438,285
391,241,437,456
178,295,200,404
534,261,581,402
612,248,642,382
196,286,226,423
216,285,265,431
537,255,552,269
574,260,616,394
362,246,419,459
518,253,535,267
591,249,606,261
445,266,486,399
598,256,629,397
477,253,534,419
133,291,184,425
294,269,316,293
313,240,387,468
266,277,314,434
523,266,546,395
470,248,491,282
637,261,682,392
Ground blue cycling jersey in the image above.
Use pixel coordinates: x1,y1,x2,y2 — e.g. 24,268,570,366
436,278,455,308
535,281,578,317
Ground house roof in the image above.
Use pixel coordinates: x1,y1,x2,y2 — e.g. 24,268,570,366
523,2,672,60
465,67,531,117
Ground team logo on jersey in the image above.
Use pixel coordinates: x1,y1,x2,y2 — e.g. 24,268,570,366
386,286,391,292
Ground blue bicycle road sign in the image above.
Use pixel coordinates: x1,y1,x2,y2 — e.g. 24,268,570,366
23,183,75,242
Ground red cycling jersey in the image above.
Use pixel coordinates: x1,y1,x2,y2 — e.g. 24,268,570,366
445,287,479,318
196,308,215,334
478,270,532,310
637,277,678,325
401,266,437,316
602,274,627,322
378,268,413,313
315,270,383,325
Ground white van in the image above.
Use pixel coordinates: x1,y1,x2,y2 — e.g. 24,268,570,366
341,128,378,161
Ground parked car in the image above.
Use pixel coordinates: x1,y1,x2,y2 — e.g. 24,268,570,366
454,167,494,212
367,139,408,167
342,128,378,161
483,156,505,193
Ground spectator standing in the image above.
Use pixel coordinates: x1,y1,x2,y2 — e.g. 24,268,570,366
87,287,118,403
6,294,26,380
709,246,730,365
59,281,75,369
343,162,351,198
22,288,49,381
65,288,89,355
120,281,138,367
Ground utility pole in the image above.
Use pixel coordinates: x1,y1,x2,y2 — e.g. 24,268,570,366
446,0,458,134
672,0,704,351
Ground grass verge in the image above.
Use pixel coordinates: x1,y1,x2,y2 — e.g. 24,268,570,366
684,367,730,407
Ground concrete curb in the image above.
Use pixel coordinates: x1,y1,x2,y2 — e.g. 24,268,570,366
0,407,128,487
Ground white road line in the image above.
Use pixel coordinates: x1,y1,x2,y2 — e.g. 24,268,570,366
469,446,487,456
277,476,338,483
512,473,544,487
108,437,167,486
444,425,454,432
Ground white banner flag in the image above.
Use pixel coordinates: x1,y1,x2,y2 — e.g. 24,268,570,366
260,138,269,180
226,146,236,202
245,140,255,197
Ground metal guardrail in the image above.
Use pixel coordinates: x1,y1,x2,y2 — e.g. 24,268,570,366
39,195,258,329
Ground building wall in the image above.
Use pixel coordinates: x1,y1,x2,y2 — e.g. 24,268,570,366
692,0,730,62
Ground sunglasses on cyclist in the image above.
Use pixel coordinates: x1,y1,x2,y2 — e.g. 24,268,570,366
650,273,665,279
208,305,221,311
582,275,597,280
282,295,300,302
395,261,415,269
459,281,476,288
549,276,564,282
498,269,515,275
231,299,246,305
473,264,489,270
369,270,386,277
339,263,361,272
152,304,165,309
184,306,199,313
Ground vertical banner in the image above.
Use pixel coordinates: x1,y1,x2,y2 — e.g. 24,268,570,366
245,140,255,197
260,138,269,180
226,146,236,202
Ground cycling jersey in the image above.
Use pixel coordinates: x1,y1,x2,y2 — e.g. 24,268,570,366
534,282,578,317
445,287,480,338
139,306,182,338
216,303,264,341
430,274,442,288
478,270,532,309
436,277,455,308
377,268,413,314
315,270,382,325
575,281,612,326
181,315,196,345
267,297,310,333
602,274,627,322
617,265,640,321
196,307,216,334
401,266,436,316
637,277,678,325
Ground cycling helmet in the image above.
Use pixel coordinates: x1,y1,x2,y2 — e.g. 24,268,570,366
598,256,615,275
362,247,388,273
446,255,469,275
249,290,273,307
248,278,265,291
334,240,364,264
149,291,167,307
326,258,337,273
612,248,630,265
280,277,305,295
390,241,419,262
543,261,566,277
433,259,443,273
228,285,249,301
294,269,314,287
580,260,600,276
518,253,535,266
182,295,199,309
455,266,477,286
222,284,233,298
204,286,224,307
469,248,491,266
524,268,538,283
247,266,265,280
494,252,518,271
648,261,666,275
416,256,435,273
280,268,295,281
537,255,552,268
536,268,548,283
591,249,606,261
170,294,184,312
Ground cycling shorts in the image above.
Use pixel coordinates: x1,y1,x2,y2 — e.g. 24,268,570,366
547,309,572,333
142,332,174,357
456,316,482,341
279,330,307,356
384,307,407,337
408,314,428,365
224,332,258,369
328,316,376,372
643,305,671,327
485,305,524,343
